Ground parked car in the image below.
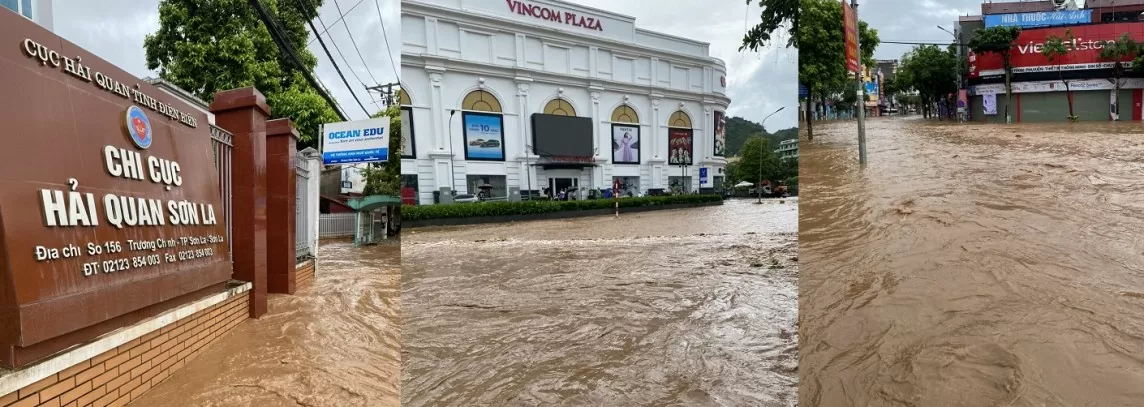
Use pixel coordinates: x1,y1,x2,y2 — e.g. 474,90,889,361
481,139,500,148
453,194,479,203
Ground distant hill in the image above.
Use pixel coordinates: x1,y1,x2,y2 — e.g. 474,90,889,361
725,116,797,157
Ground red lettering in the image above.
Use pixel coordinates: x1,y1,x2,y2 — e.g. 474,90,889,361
506,0,517,13
506,1,602,32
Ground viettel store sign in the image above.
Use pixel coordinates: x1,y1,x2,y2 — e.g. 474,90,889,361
970,22,1144,78
0,13,229,366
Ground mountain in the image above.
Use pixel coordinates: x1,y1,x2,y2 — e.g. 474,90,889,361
724,116,797,157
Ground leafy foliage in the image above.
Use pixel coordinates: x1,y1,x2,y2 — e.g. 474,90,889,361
896,45,958,117
144,0,340,150
1041,30,1078,120
359,104,403,196
404,195,725,221
968,26,1021,122
726,136,797,188
724,116,797,156
797,0,878,139
741,0,799,50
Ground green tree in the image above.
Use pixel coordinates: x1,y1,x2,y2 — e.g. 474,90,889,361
741,0,799,50
733,136,785,187
144,0,340,150
968,26,1021,124
360,104,403,196
1041,30,1077,121
1103,34,1139,121
897,45,957,119
797,0,878,141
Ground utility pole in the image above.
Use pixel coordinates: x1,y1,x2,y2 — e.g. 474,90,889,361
758,107,785,204
853,0,868,167
366,83,402,108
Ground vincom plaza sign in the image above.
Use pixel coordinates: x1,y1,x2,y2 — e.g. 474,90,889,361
0,22,229,366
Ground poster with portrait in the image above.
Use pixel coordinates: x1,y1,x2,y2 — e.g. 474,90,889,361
713,111,726,157
400,107,415,158
982,93,998,115
611,124,640,164
462,112,506,161
668,128,693,166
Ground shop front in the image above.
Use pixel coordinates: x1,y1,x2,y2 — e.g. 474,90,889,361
400,0,731,204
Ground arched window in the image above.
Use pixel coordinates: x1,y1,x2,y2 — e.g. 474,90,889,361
611,105,638,123
462,90,503,112
668,110,692,128
543,98,576,116
398,89,411,106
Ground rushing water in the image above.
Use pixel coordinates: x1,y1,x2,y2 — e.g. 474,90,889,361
137,240,401,407
402,200,799,406
799,116,1144,406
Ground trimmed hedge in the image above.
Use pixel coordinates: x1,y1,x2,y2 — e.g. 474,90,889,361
403,194,724,221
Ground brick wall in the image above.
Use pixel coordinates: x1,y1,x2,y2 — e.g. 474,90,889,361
0,292,249,407
297,260,315,287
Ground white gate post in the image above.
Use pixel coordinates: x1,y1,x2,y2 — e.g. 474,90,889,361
302,148,321,256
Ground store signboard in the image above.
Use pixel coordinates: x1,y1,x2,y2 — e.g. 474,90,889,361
322,118,390,165
984,10,1092,29
970,22,1144,78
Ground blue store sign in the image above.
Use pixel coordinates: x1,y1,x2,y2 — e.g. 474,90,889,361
984,10,1092,29
699,168,708,185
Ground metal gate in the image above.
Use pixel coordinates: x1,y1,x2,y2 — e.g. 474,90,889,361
296,152,312,259
210,125,234,260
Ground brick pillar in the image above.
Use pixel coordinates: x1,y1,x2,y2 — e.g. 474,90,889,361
210,87,270,318
266,118,299,294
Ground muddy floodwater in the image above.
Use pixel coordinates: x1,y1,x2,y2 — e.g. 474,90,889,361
136,241,401,407
402,200,799,406
800,117,1144,406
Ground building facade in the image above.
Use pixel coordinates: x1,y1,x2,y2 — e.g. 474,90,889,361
400,0,732,204
1,0,50,30
775,138,798,160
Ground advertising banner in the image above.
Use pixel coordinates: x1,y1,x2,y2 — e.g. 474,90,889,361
463,112,506,161
400,107,415,158
970,22,1144,78
0,16,230,358
700,168,709,186
322,118,390,165
843,0,859,73
958,89,968,112
970,78,1144,95
983,93,998,115
713,111,726,157
668,128,694,166
611,124,640,164
984,10,1092,29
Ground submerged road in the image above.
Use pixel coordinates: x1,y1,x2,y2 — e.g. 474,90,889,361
401,199,799,406
136,241,401,407
800,116,1144,406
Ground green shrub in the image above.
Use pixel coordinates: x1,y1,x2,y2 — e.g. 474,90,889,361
403,194,723,220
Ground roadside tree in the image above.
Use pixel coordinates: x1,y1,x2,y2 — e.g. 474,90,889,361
144,0,340,150
1102,34,1139,121
360,103,404,197
1041,30,1078,121
798,0,878,141
968,26,1021,124
897,45,957,119
741,0,798,50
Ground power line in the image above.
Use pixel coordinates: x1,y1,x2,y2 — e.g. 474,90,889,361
375,0,401,80
332,0,381,85
307,0,369,46
306,16,372,116
882,40,964,46
297,0,380,112
248,0,348,121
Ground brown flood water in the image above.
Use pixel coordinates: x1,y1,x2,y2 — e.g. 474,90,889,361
800,116,1144,406
136,240,401,407
402,200,799,406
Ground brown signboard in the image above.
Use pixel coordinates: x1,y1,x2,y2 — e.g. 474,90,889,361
0,12,230,365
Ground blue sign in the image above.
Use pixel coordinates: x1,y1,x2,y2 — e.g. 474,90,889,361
984,10,1092,29
322,117,390,165
699,168,708,185
123,105,153,149
799,84,809,98
864,82,878,95
463,112,505,161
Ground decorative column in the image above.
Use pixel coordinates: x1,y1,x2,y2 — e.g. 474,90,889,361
516,80,532,191
265,118,298,295
651,96,662,189
590,88,602,188
426,69,452,192
210,87,270,318
304,149,320,258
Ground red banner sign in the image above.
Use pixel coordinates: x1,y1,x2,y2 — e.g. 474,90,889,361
843,1,859,73
970,22,1144,78
668,128,693,166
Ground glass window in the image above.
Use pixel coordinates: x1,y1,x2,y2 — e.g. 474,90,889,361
20,0,30,18
668,176,692,194
466,175,507,200
611,105,638,123
401,174,420,205
461,90,502,113
612,176,640,197
1,0,18,14
543,98,576,116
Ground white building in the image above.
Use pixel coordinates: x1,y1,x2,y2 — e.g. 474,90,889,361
775,138,798,160
1,0,51,30
400,0,732,204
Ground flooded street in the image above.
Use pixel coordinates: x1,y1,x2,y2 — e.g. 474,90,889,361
800,116,1144,406
402,200,799,406
136,241,401,407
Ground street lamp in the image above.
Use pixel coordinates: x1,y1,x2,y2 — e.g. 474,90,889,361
758,106,785,204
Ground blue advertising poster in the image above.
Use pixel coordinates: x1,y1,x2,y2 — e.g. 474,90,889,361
984,10,1092,29
463,112,505,161
322,117,390,165
699,168,708,185
864,82,878,95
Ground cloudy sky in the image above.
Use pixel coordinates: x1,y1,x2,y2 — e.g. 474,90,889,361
858,0,980,60
51,0,400,121
574,0,798,131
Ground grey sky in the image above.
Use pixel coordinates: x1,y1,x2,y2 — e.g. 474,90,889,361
857,0,980,60
574,0,798,131
51,0,401,121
